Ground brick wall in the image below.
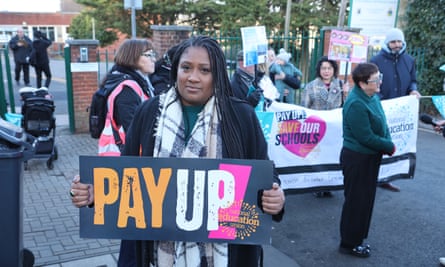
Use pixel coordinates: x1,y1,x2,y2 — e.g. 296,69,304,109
151,25,193,58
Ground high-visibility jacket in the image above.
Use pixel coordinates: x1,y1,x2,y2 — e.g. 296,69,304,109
98,80,148,156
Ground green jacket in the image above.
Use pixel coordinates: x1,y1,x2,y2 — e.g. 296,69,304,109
342,85,394,155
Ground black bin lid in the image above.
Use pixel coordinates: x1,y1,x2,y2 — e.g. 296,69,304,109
0,119,27,157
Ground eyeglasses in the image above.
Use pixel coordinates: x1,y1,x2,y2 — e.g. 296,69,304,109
367,73,383,84
142,51,156,59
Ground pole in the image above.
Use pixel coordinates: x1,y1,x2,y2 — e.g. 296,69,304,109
337,0,348,28
131,7,136,39
131,0,136,39
337,0,349,83
92,18,96,40
284,0,292,51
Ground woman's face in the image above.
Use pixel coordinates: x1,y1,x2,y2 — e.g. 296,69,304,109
362,71,382,96
320,61,334,81
137,50,156,75
176,46,214,106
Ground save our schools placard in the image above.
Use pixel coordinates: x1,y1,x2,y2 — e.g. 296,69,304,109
79,156,274,245
256,95,418,191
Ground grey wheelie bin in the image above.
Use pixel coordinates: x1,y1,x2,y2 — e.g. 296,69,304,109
0,119,34,267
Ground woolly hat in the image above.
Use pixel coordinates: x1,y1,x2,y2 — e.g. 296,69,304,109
384,28,405,45
276,49,291,63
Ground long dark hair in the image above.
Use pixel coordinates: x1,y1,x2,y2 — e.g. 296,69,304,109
170,35,245,158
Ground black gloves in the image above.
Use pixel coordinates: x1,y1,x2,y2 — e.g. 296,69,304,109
247,88,263,107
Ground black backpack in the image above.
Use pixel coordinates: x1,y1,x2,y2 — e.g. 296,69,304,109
88,75,131,139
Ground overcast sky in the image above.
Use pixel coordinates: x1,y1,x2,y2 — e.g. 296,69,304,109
0,0,60,12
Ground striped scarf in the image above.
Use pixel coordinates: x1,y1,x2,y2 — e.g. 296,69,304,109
152,89,228,267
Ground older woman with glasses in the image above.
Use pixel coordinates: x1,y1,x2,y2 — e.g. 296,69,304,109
338,63,395,258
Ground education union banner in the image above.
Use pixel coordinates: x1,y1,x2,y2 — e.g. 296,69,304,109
256,95,418,191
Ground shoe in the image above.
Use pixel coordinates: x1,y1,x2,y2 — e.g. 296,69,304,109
15,80,20,86
440,257,445,266
379,182,400,192
25,83,31,87
339,245,370,258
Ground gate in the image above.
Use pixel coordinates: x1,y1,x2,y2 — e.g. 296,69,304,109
0,46,16,117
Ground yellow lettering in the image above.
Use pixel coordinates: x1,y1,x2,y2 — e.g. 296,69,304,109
117,168,146,229
141,168,172,228
94,168,119,225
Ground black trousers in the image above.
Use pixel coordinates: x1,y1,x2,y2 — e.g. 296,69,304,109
339,147,382,248
34,64,52,88
15,62,30,84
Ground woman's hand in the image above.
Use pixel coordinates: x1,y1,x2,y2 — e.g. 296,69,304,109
70,175,94,208
262,183,285,215
274,72,285,81
409,90,421,99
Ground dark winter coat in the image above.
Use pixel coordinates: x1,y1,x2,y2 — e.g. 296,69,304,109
124,95,284,267
149,62,172,96
31,36,52,67
102,65,152,132
9,35,32,64
370,45,418,100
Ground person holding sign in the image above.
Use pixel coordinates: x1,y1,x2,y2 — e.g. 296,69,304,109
339,63,395,258
230,50,264,108
71,35,285,266
302,56,349,198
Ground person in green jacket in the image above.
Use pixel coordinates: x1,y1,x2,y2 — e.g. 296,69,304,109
338,63,395,258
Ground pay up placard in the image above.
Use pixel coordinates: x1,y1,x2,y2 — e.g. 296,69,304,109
79,156,274,245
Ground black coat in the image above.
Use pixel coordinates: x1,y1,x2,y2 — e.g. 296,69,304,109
9,35,32,64
124,95,283,267
31,36,52,67
103,65,152,132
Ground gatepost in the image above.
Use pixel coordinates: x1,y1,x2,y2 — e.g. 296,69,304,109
151,25,193,59
65,39,99,133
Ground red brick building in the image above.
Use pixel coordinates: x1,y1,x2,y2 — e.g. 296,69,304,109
0,0,82,46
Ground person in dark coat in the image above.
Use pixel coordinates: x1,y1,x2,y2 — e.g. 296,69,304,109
370,28,420,100
370,28,421,192
149,44,179,95
31,31,52,88
71,36,285,267
9,28,32,86
230,50,263,108
339,63,395,258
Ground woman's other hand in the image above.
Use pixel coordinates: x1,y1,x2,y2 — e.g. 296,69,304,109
70,175,94,208
262,183,285,215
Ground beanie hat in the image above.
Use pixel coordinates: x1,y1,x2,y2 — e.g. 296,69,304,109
384,28,405,45
276,49,291,63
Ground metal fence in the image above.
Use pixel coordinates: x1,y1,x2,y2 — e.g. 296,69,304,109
198,30,322,83
0,32,429,118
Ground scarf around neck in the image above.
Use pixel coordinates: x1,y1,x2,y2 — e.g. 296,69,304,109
152,88,228,267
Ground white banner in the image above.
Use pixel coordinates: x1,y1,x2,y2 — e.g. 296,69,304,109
257,95,418,191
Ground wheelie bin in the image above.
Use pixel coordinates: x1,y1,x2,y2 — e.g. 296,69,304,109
0,119,34,266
